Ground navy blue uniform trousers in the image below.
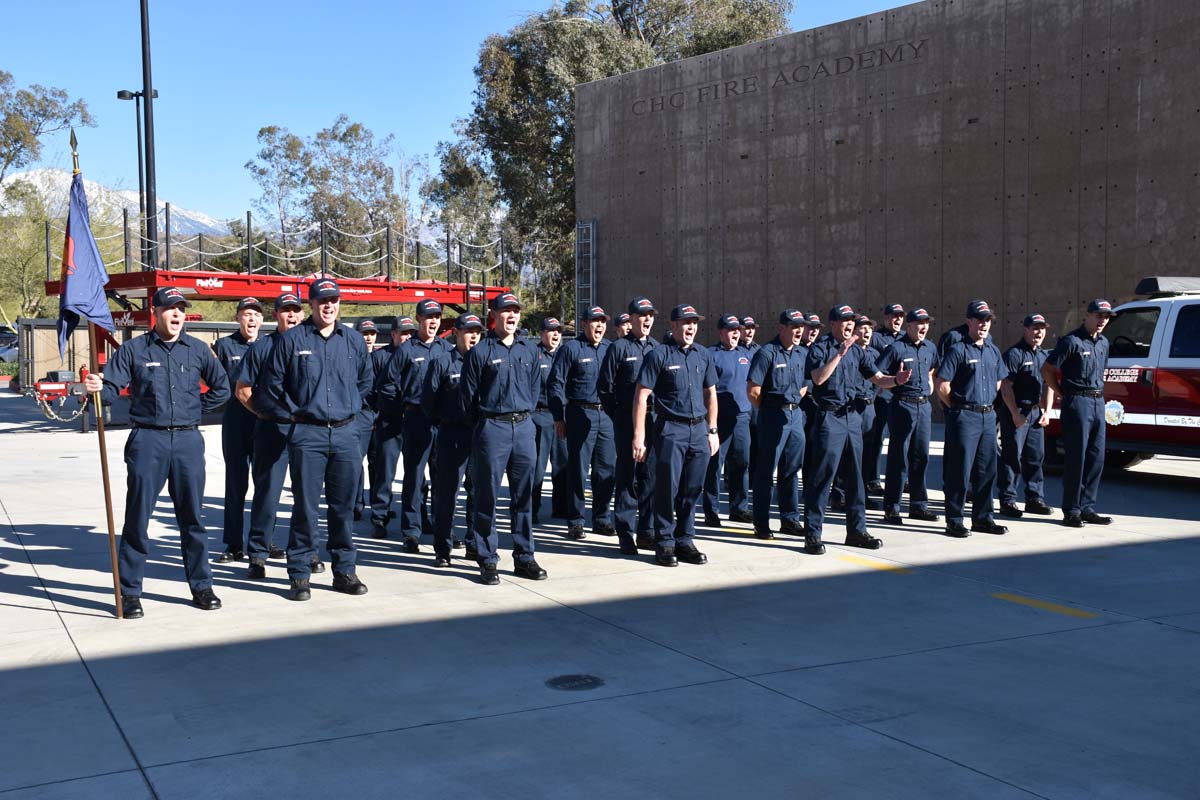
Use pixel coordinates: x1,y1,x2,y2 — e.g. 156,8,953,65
612,408,655,540
400,406,436,540
433,422,474,558
831,400,876,505
368,406,403,527
703,407,749,517
998,406,1046,505
652,418,708,547
863,394,890,485
565,404,615,528
885,399,932,515
247,420,290,561
472,416,537,565
120,428,212,596
803,407,868,539
943,408,998,525
287,423,359,580
220,403,257,552
752,406,806,530
1060,394,1106,516
532,409,568,518
354,412,373,517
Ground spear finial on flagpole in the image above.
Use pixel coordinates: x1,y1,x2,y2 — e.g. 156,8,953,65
70,128,80,175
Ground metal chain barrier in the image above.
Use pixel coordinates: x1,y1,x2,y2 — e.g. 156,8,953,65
34,392,90,422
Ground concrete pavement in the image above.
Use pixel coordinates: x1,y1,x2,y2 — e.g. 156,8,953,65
2,392,1198,799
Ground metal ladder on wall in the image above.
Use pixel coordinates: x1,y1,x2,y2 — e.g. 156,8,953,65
575,220,596,333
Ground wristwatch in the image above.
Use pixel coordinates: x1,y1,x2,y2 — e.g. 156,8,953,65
708,427,718,434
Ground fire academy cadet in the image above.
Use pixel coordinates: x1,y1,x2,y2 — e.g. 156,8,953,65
353,318,379,521
547,304,617,540
235,292,314,578
873,307,941,525
702,313,752,527
935,300,1011,537
746,309,810,540
864,303,906,495
997,313,1055,518
459,292,547,585
213,296,263,563
803,305,910,555
532,317,569,523
372,300,451,548
83,287,230,619
367,315,416,533
631,303,718,567
264,278,372,601
1042,299,1116,528
599,296,660,553
740,316,761,482
424,313,484,568
830,315,880,511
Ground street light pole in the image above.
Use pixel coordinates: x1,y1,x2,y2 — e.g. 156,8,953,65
117,89,156,270
140,0,159,270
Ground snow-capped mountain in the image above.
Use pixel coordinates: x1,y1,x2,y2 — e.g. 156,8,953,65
1,168,230,236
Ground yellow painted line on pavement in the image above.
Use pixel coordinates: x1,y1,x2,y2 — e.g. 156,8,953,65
991,592,1098,618
837,554,913,574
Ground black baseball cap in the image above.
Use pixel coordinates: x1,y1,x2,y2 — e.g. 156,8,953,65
152,287,190,308
906,307,933,323
540,317,563,332
670,303,703,322
356,319,378,334
966,299,995,320
416,299,443,317
1023,313,1048,327
779,308,806,326
274,292,302,312
309,278,340,302
804,312,823,328
582,305,609,321
828,304,856,322
1087,299,1114,316
628,296,656,315
615,313,631,325
741,316,757,329
883,303,905,316
490,292,521,312
856,315,874,327
718,313,742,330
455,313,484,331
236,297,263,313
392,315,417,333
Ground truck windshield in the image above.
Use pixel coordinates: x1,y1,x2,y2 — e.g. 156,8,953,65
1105,307,1160,358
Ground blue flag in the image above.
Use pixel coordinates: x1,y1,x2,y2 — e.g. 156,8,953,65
57,172,115,357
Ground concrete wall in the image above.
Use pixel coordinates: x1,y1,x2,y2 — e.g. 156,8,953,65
574,0,1200,342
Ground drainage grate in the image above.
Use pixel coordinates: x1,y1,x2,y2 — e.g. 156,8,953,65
545,674,605,691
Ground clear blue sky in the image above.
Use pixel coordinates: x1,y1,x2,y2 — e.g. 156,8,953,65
6,0,888,222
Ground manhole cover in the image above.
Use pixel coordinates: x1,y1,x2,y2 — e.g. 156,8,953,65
545,674,605,691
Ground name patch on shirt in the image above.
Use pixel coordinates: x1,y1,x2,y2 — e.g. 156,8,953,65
667,365,680,370
968,358,979,364
413,357,425,363
1023,360,1033,366
540,364,549,369
774,363,786,369
579,358,593,363
297,350,312,356
491,359,503,365
144,362,161,367
624,356,638,362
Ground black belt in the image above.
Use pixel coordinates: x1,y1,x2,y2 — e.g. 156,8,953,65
134,423,197,431
1066,390,1104,399
761,400,800,410
258,416,292,424
660,413,707,425
294,416,355,428
483,411,530,423
953,403,995,413
817,402,853,415
569,401,603,410
897,395,929,405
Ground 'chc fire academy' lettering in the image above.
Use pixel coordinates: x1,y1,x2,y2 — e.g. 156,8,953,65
630,39,929,116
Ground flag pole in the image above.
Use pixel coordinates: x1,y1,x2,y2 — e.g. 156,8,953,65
71,130,123,619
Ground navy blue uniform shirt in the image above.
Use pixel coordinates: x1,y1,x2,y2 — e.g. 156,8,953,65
869,330,903,399
265,318,372,422
599,334,659,412
535,342,557,408
805,333,879,408
422,347,472,426
546,336,607,420
213,331,255,386
637,340,717,419
460,332,541,416
1002,341,1049,406
709,343,752,413
375,336,452,409
1048,326,1109,393
939,324,994,358
99,330,230,426
875,335,938,399
741,341,762,357
937,339,1009,405
746,336,808,404
239,332,289,420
